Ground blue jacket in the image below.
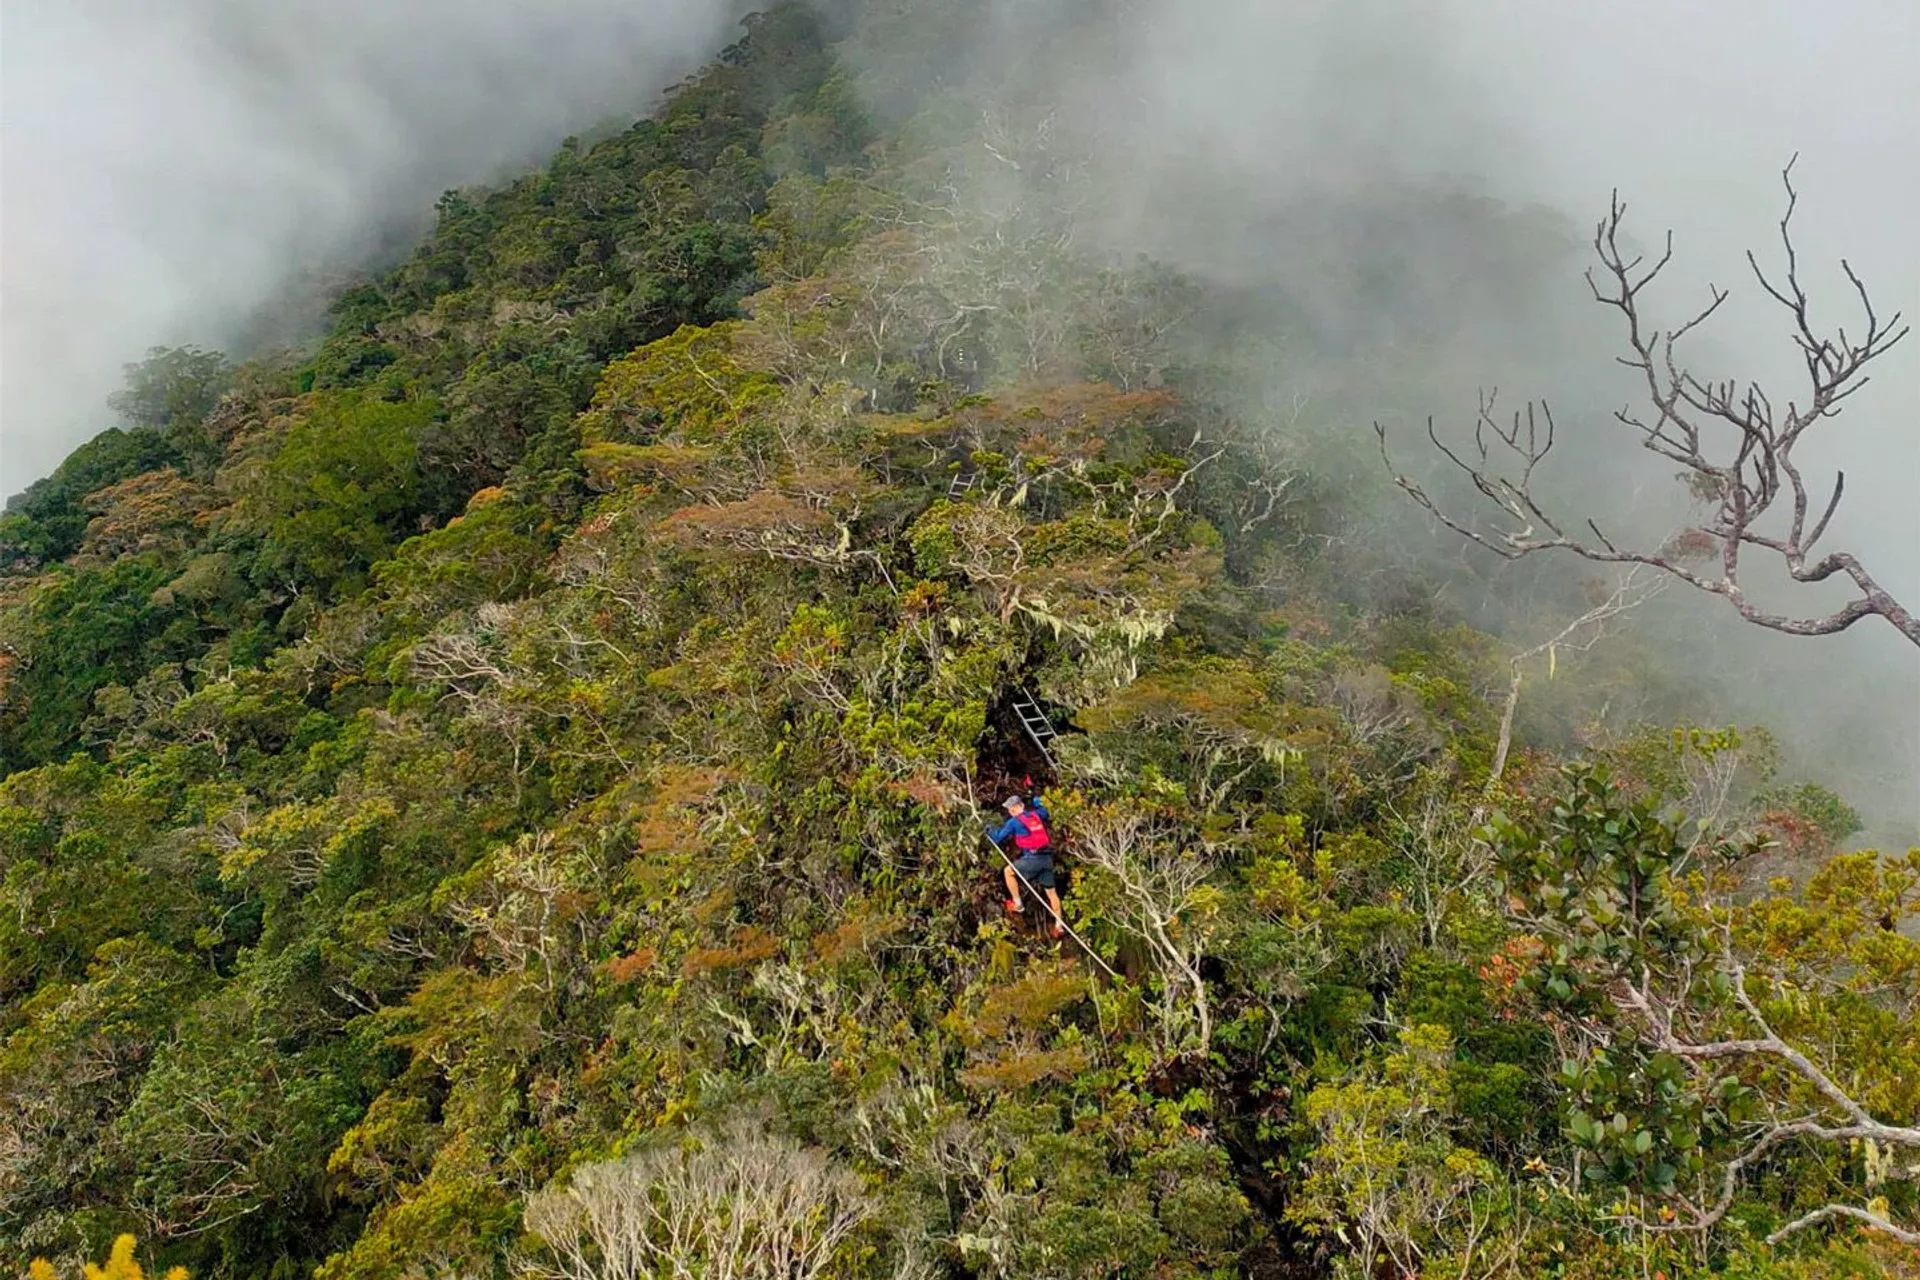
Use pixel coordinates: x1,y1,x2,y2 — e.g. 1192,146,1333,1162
988,797,1051,849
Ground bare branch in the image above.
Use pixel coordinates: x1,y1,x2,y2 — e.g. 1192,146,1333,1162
1381,165,1916,647
1768,1204,1920,1247
524,1117,873,1280
1073,803,1216,1053
1605,962,1920,1245
1489,567,1667,783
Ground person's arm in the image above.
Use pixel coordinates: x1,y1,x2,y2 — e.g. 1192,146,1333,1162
1028,796,1050,822
986,815,1021,845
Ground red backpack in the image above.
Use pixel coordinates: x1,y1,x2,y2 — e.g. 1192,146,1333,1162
1012,810,1050,851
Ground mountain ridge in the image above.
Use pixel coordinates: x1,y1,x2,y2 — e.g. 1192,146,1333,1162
4,5,1915,1277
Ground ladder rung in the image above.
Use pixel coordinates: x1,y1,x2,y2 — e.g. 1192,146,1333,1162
1012,692,1058,751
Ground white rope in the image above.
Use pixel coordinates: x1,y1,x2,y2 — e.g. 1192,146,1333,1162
982,830,1121,981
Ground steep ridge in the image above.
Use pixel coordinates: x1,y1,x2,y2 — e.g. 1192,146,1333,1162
3,5,1914,1277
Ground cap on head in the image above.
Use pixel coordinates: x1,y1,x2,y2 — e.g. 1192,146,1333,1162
1002,796,1024,811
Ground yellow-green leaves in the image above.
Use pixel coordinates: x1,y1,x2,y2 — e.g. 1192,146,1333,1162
31,1235,188,1280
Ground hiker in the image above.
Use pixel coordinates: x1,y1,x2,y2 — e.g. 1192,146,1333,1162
988,791,1065,937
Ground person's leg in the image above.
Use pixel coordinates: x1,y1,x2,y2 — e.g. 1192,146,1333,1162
1044,887,1065,932
1002,862,1022,910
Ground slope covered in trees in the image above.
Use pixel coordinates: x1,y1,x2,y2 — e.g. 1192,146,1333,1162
4,5,1916,1278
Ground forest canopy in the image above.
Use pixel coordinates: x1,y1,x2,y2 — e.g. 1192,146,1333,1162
3,4,1915,1278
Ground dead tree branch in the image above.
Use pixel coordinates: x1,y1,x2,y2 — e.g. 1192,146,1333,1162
1379,159,1914,646
1608,963,1920,1246
1489,567,1668,783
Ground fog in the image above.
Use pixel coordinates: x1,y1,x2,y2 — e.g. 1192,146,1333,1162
1487,1,1918,839
868,0,1919,833
1242,0,1917,835
1016,0,1917,604
4,0,1915,827
1485,0,1919,610
1,0,745,493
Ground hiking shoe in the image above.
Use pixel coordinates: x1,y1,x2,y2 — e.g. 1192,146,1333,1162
1050,924,1066,939
1005,899,1023,915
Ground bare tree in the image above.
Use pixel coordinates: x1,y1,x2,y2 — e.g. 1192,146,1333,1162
1488,567,1667,784
522,1117,873,1280
1071,801,1216,1053
1499,790,1920,1249
1611,962,1920,1247
1379,160,1914,647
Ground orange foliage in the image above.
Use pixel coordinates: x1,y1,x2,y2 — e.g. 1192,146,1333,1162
955,964,1088,1047
604,948,658,983
75,468,214,561
631,806,697,862
981,382,1176,434
656,765,730,804
682,926,781,977
579,442,718,493
811,912,905,966
784,465,867,502
1756,808,1829,862
688,888,737,926
885,772,961,813
959,1045,1089,1091
1478,935,1546,1010
655,492,831,549
627,765,729,861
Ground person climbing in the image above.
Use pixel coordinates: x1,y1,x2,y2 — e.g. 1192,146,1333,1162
988,788,1065,938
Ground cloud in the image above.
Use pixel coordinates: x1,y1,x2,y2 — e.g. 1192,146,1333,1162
863,0,1918,830
1,0,743,492
4,0,1912,827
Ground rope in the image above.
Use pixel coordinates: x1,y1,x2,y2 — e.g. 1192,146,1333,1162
982,830,1121,981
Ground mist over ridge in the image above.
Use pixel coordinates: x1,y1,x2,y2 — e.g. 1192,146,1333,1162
3,0,747,491
850,0,1918,835
4,0,1915,828
8,4,1920,1273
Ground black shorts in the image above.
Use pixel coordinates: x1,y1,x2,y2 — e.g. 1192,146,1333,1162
1011,852,1055,889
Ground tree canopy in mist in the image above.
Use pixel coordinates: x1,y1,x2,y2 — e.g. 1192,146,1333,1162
4,3,1918,1278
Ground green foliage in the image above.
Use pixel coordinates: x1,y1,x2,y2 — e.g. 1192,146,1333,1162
1,7,1904,1278
1292,1025,1523,1278
2,939,201,1238
107,346,232,473
369,487,552,634
1489,765,1719,986
1491,766,1920,1252
234,392,433,592
2,429,181,569
0,557,193,770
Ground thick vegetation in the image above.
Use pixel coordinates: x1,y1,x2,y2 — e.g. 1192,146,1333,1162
3,5,1915,1279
